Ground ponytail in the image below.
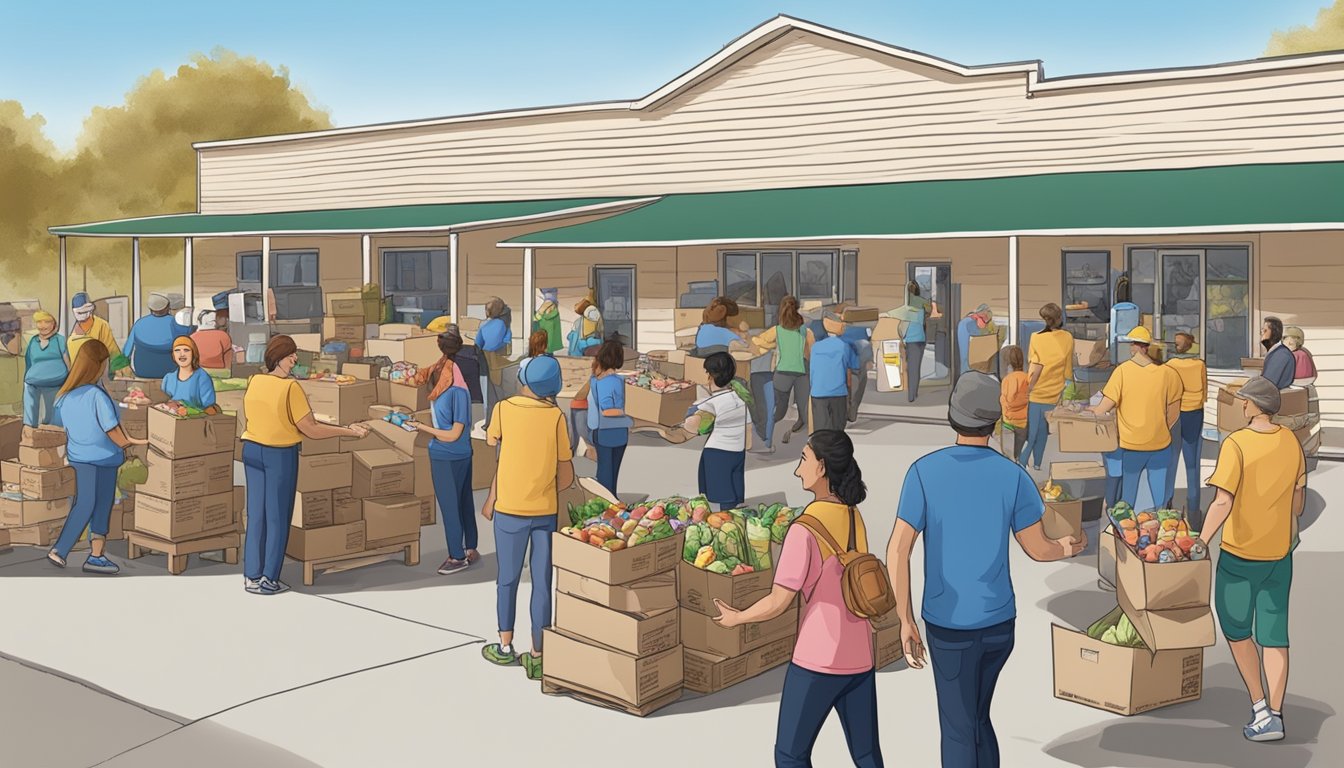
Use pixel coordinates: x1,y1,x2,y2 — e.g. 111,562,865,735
808,430,867,506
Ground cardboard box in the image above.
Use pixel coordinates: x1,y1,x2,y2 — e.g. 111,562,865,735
291,490,335,529
1281,386,1309,417
20,425,66,449
552,530,685,587
1114,530,1215,650
0,527,10,547
1074,337,1109,369
18,446,65,468
8,464,75,500
386,381,430,412
680,603,799,657
967,333,1001,374
301,436,341,455
415,495,435,526
141,450,233,500
291,333,323,353
286,520,366,560
0,459,17,486
134,490,236,540
7,518,64,546
472,436,496,491
542,628,684,708
677,560,773,617
362,495,423,542
1240,357,1264,372
377,323,426,340
1217,381,1250,432
872,317,905,393
298,380,378,426
1051,624,1203,716
322,315,365,342
337,430,390,454
213,390,246,434
104,376,167,404
841,305,879,323
331,487,362,524
119,404,151,440
555,569,679,615
873,612,905,671
646,350,686,380
683,634,795,694
1050,410,1119,453
0,416,23,460
1052,461,1107,480
365,336,442,368
682,352,752,388
297,453,354,493
325,292,364,316
341,361,380,380
365,413,430,460
1042,500,1086,542
148,409,237,460
554,592,680,657
0,497,71,528
1099,524,1117,589
352,449,414,499
623,381,697,428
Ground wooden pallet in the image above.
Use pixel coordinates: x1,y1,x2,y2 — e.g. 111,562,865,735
541,677,682,717
629,418,693,445
293,534,420,586
126,529,241,575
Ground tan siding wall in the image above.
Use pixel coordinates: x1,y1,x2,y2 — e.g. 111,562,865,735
199,34,1344,212
191,237,262,311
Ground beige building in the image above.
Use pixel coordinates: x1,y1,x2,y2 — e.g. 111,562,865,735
50,15,1344,447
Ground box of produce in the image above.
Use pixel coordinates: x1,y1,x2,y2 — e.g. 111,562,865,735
678,502,798,615
147,404,238,459
680,601,799,658
620,371,697,427
555,569,678,615
106,376,167,405
1052,610,1204,716
683,634,795,694
1098,524,1117,590
1040,481,1086,542
554,487,685,586
1048,405,1119,453
541,628,683,713
1110,505,1215,650
554,591,680,657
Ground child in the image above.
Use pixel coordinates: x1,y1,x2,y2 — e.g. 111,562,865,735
684,351,752,511
588,337,632,494
481,354,573,681
1000,345,1028,461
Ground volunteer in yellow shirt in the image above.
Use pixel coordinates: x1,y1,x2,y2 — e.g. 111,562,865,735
1091,326,1182,508
1201,376,1305,743
481,354,573,680
1020,303,1074,471
240,335,368,596
1164,332,1209,523
67,292,126,375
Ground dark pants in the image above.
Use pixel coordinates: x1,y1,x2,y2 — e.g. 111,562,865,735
242,441,300,583
812,395,848,433
430,456,477,560
749,371,775,445
927,619,1015,768
906,341,926,402
54,462,117,559
1018,403,1054,470
494,512,556,650
698,447,746,508
593,429,627,496
1167,410,1204,528
773,371,809,428
775,663,883,768
1004,425,1026,462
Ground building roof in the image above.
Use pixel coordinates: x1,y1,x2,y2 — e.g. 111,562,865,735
48,197,649,238
192,15,1344,150
502,162,1344,247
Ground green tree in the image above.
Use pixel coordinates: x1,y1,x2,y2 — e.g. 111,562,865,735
0,101,61,282
1267,0,1344,56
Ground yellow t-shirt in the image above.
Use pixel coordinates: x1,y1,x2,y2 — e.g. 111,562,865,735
1207,426,1306,561
487,396,574,517
241,374,311,447
1165,357,1208,413
1100,360,1183,451
69,316,124,362
1028,329,1075,405
800,500,869,561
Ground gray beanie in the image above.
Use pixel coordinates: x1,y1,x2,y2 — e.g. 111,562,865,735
1234,376,1281,416
948,371,1003,429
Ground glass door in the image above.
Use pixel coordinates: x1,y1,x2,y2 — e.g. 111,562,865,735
594,266,636,349
907,262,953,387
760,252,793,327
1158,250,1202,345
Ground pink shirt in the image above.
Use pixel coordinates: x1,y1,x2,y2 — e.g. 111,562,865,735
1294,348,1316,379
774,525,874,675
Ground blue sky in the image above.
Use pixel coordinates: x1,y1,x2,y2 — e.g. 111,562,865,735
1,0,1331,151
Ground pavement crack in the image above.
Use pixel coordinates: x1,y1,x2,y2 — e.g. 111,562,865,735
310,593,488,641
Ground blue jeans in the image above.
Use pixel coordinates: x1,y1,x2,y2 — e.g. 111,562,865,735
775,663,883,768
593,430,627,496
54,462,117,559
1165,411,1204,526
23,383,62,428
569,406,591,453
242,441,300,583
1018,403,1054,469
927,619,1015,768
749,371,776,446
1119,446,1171,510
1104,450,1123,510
430,456,477,560
494,512,556,651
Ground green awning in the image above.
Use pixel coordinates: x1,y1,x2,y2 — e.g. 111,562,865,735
49,197,642,238
504,163,1344,246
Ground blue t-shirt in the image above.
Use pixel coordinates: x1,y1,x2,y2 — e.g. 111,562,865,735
1262,344,1295,389
897,445,1044,631
905,297,932,344
808,318,828,341
55,385,124,467
124,314,194,379
809,336,859,398
428,386,472,460
24,334,69,387
587,373,631,446
162,368,217,410
695,324,741,350
477,317,512,353
956,316,980,373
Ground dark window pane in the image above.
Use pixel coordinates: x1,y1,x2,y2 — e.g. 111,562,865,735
722,252,758,306
1205,248,1250,369
760,252,793,326
842,251,858,303
797,251,835,300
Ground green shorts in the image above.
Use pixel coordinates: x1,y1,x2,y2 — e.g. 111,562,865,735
1215,550,1292,648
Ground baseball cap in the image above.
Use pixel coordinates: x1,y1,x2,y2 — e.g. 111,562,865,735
148,293,170,312
71,292,92,309
517,354,563,398
1118,326,1153,345
948,371,1002,429
1233,376,1281,415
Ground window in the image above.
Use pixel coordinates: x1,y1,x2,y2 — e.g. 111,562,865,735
1204,248,1250,370
382,249,450,313
718,249,853,321
797,251,836,300
271,250,319,287
841,250,859,304
1126,246,1251,370
721,252,758,306
1061,251,1110,338
237,253,261,283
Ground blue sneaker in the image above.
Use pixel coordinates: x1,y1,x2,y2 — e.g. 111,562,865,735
1244,714,1285,742
82,555,120,575
258,578,291,595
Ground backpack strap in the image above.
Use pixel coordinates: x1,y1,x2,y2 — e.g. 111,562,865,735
795,514,847,561
847,506,858,553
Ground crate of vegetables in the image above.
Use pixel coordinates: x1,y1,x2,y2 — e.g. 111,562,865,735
678,502,797,616
554,486,687,585
620,371,697,427
1109,504,1216,651
147,403,238,460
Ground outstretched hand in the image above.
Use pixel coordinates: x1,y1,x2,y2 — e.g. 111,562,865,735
712,598,742,628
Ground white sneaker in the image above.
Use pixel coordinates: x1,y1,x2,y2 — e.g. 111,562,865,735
1244,713,1285,742
244,577,263,593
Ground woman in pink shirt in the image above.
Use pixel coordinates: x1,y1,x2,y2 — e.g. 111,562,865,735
714,430,882,768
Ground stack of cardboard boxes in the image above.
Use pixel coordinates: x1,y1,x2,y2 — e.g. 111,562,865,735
134,409,242,561
1,422,75,547
324,292,377,359
679,557,797,694
545,479,686,716
1218,380,1318,456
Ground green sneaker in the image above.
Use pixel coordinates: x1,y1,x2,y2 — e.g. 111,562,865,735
520,652,543,681
481,643,518,666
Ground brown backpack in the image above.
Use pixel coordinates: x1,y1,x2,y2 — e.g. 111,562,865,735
794,507,897,620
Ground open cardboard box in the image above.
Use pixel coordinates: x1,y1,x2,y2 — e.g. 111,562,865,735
1052,623,1203,716
1112,527,1216,651
1049,409,1119,453
555,569,679,616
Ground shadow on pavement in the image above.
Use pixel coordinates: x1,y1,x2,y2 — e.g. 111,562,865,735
659,665,787,715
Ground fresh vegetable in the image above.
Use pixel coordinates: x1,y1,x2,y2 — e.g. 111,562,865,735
1086,606,1146,649
694,546,716,569
730,564,755,576
564,494,679,549
117,457,148,491
705,561,731,575
745,517,772,569
1040,479,1072,502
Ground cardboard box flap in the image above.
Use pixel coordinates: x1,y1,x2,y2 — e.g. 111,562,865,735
1114,532,1212,611
1117,589,1217,651
1051,461,1107,480
556,476,620,518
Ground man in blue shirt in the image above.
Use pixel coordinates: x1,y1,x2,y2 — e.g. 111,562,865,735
838,315,872,423
1259,316,1296,390
809,310,858,433
887,371,1085,768
476,297,514,429
956,304,993,374
122,293,194,379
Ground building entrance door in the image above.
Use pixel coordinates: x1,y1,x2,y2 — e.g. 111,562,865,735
594,266,636,349
907,262,954,388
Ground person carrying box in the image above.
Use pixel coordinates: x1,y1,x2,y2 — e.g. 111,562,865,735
1164,332,1208,525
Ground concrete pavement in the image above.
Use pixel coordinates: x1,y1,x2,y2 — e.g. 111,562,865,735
0,416,1339,767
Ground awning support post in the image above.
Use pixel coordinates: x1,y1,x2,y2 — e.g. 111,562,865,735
131,237,142,319
261,236,272,323
184,237,194,312
58,236,68,335
449,232,459,322
1008,235,1019,346
522,247,535,355
361,234,372,286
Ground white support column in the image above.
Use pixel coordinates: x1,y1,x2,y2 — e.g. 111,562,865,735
522,247,535,355
58,236,68,335
131,237,142,319
449,232,459,322
361,234,372,286
261,236,272,323
183,237,194,311
1008,235,1019,346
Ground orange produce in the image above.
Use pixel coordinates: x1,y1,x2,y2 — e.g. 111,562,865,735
1123,529,1140,547
1118,518,1138,531
1137,512,1155,524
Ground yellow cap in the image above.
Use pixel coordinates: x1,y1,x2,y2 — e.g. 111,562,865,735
1120,326,1153,344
